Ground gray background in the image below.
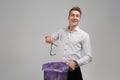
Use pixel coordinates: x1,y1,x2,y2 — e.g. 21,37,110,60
0,0,120,80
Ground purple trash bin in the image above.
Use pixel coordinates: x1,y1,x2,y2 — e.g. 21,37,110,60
42,62,69,80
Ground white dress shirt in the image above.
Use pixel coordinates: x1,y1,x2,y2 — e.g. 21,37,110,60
51,26,92,66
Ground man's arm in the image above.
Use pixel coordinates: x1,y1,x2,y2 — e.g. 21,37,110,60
45,29,61,44
77,33,92,66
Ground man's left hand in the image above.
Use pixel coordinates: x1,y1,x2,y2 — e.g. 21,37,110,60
67,61,76,71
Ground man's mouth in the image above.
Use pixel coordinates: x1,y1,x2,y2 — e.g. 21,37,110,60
72,20,77,23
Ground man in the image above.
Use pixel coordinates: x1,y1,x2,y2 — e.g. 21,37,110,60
45,6,92,80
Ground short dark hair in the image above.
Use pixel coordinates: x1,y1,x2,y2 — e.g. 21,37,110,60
69,6,82,16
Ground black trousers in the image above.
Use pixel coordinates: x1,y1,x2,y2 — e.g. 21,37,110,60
67,67,83,80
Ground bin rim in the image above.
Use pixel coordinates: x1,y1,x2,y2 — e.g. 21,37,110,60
42,61,69,72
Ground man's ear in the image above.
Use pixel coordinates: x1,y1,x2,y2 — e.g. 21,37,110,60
79,16,81,22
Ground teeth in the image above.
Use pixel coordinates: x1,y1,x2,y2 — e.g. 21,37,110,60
72,21,77,22
72,20,77,22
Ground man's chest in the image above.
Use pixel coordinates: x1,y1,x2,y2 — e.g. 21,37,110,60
60,31,83,44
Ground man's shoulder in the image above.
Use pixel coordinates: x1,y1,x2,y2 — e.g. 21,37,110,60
78,28,89,36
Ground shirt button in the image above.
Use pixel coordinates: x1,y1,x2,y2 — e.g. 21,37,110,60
64,49,67,51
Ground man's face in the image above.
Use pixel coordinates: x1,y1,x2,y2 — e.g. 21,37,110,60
68,10,81,27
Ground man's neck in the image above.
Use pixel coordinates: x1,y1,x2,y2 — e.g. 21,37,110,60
69,25,77,31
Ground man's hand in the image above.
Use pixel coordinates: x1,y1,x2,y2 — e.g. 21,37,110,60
67,61,77,71
45,36,54,44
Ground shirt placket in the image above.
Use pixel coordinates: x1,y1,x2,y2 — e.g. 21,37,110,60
63,31,71,54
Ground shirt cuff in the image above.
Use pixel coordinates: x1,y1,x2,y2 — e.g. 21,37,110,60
73,60,79,67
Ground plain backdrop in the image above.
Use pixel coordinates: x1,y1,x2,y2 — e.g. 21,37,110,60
0,0,120,80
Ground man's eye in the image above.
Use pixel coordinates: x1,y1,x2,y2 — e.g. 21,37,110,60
76,15,79,17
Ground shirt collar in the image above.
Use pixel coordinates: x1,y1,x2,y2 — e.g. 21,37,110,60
67,26,80,32
74,26,80,31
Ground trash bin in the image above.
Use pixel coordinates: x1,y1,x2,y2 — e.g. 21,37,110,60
42,62,69,80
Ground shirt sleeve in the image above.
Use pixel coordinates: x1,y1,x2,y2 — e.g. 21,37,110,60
51,29,62,42
76,33,92,66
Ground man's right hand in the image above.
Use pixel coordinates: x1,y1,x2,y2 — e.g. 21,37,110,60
45,36,54,44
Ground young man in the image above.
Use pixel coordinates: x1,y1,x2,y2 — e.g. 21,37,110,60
45,6,92,80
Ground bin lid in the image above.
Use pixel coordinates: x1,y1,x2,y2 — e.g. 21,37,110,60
42,62,69,72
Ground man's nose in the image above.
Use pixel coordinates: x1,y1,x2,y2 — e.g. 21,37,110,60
73,15,77,18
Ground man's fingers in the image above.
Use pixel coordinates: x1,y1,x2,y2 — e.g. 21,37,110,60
45,36,54,44
66,61,76,71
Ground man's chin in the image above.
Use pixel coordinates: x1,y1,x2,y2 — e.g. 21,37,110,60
71,23,78,26
71,24,77,27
